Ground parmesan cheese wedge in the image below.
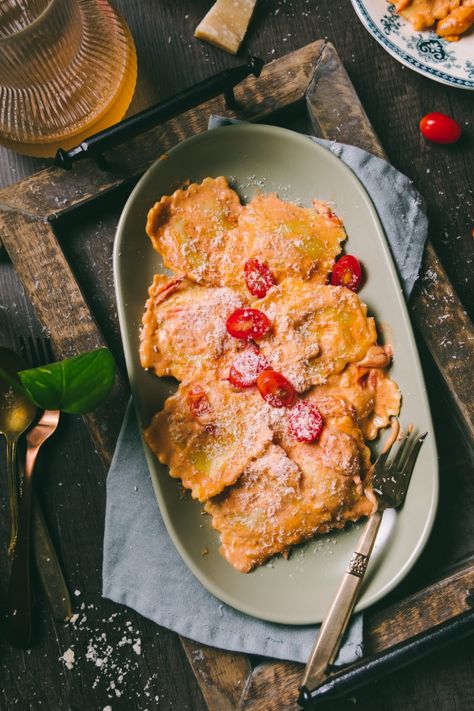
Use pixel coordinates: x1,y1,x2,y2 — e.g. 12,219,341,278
195,0,258,55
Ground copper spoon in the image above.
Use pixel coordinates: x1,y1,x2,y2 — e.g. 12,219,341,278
4,408,60,648
0,347,72,627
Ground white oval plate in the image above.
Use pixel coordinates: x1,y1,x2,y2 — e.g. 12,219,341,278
114,124,438,624
352,0,474,89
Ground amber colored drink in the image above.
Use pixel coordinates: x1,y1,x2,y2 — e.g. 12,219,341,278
0,0,137,157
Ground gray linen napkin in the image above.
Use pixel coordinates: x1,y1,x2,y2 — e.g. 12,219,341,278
102,126,427,664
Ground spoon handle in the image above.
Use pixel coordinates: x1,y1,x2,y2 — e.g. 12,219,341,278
3,443,39,648
6,437,19,557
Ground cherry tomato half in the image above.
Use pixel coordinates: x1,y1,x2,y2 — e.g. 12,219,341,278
244,258,276,298
288,400,323,443
419,112,461,145
187,384,210,418
256,369,297,408
226,308,271,340
229,347,271,388
331,255,362,291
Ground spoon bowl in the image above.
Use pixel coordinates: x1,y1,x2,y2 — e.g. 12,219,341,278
0,347,37,554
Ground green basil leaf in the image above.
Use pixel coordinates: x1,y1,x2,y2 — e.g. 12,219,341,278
18,348,116,415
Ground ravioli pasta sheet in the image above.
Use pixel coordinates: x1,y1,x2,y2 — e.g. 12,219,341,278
141,177,401,572
145,177,345,290
140,274,246,382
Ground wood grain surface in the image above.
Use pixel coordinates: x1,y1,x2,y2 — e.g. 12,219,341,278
238,560,474,710
0,2,473,711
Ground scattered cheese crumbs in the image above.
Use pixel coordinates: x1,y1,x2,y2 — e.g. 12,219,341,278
195,0,258,55
68,613,79,625
133,639,142,656
60,648,75,670
74,589,81,597
103,707,112,711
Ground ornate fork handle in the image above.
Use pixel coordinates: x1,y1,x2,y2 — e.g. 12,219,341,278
4,411,59,648
300,510,383,695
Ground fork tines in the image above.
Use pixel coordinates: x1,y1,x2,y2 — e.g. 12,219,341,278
372,429,428,508
392,431,427,471
19,336,54,368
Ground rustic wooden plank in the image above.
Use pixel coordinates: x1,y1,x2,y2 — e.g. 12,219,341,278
182,638,252,710
238,561,474,711
307,41,385,159
306,42,474,442
410,249,474,441
0,40,325,223
365,560,474,654
0,210,128,463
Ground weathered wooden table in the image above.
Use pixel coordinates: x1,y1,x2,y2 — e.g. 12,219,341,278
0,2,473,710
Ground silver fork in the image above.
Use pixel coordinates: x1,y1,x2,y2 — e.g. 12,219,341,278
299,428,427,702
4,337,61,648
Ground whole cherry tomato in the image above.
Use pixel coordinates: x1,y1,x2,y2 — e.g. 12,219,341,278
226,308,271,340
419,112,461,145
288,400,323,443
244,259,276,298
256,369,297,408
228,347,270,388
331,255,362,291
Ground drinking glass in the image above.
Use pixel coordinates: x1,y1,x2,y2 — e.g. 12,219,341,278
0,0,137,156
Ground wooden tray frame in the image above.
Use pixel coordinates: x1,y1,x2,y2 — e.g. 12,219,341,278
0,41,473,710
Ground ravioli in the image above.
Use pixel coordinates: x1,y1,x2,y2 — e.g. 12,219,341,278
254,278,377,391
144,379,273,502
140,274,245,381
146,176,242,284
141,180,401,574
146,179,345,290
308,346,401,440
206,410,375,573
227,193,345,286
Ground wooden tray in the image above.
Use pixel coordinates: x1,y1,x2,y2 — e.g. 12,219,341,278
0,41,473,710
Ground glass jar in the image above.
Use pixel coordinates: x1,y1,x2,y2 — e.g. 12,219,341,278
0,0,137,156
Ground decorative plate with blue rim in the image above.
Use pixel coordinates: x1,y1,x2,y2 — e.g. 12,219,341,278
352,0,474,90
